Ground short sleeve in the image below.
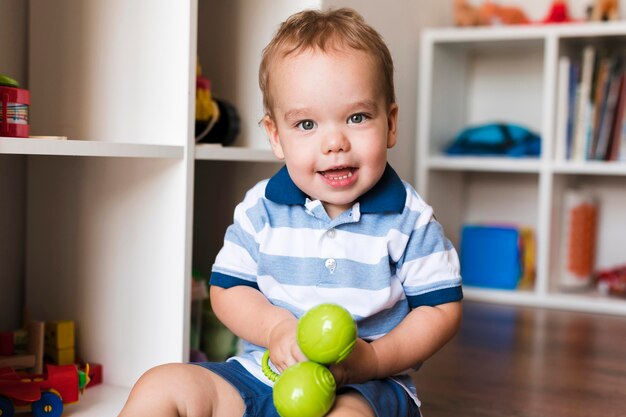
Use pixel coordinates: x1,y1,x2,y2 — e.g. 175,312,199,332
396,203,463,308
210,184,266,290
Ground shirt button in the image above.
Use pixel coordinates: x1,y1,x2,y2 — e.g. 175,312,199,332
324,258,336,274
326,229,336,238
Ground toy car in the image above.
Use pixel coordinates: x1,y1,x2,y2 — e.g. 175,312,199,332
0,363,89,417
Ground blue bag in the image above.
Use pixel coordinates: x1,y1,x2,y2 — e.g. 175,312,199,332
445,123,541,157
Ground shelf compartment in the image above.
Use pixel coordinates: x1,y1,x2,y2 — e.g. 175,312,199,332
425,171,540,249
25,156,188,388
548,174,626,294
423,35,545,160
0,137,184,158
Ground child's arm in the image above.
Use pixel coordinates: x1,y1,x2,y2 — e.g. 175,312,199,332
210,285,307,371
330,301,462,386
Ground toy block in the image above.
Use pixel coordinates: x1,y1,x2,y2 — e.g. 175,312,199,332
0,331,13,355
86,362,103,387
45,320,75,350
45,346,75,365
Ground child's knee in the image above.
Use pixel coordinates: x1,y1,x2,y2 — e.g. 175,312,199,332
137,363,185,387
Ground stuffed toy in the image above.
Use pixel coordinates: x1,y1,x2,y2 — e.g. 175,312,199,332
590,0,619,21
454,0,481,26
542,1,573,23
454,0,530,26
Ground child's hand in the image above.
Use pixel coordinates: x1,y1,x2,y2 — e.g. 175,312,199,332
267,318,307,372
329,338,379,386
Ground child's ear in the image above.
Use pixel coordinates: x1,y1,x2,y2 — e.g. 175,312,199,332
263,115,285,160
386,103,399,149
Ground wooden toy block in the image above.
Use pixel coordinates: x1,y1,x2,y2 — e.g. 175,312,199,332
45,320,75,350
45,346,75,365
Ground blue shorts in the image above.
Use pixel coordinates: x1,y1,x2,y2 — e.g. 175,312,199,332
193,360,421,417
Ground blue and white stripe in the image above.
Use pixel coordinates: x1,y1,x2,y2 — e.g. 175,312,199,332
210,164,462,399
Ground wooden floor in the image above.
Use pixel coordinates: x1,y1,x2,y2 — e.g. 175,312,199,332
413,301,626,417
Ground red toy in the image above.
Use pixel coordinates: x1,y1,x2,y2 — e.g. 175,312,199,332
596,265,626,297
0,363,89,417
543,1,573,23
0,74,30,138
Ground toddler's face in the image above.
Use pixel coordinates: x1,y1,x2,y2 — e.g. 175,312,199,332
264,47,397,219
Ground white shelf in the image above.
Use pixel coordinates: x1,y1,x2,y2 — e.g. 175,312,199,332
427,155,542,173
464,286,626,316
0,137,184,158
552,160,626,175
64,384,129,416
425,21,626,43
418,24,626,316
195,143,277,162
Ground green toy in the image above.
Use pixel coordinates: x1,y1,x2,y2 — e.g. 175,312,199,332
262,303,358,417
0,74,20,88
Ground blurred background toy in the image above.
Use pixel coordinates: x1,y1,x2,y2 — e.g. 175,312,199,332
195,61,219,141
454,0,482,26
454,0,530,26
0,74,30,138
44,321,75,366
590,0,619,21
542,0,573,23
189,270,238,362
195,60,240,146
559,190,598,290
478,0,530,25
0,363,89,417
595,264,626,297
0,321,44,374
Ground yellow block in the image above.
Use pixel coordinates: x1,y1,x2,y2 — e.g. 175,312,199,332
45,346,75,365
45,320,75,350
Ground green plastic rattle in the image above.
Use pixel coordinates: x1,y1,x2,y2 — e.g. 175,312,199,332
262,303,358,417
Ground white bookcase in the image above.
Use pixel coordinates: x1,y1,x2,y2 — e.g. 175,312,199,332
0,1,308,415
418,23,626,317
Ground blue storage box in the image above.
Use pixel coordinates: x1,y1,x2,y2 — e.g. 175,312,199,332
460,225,522,290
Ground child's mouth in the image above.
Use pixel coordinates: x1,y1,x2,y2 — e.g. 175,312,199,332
319,167,357,187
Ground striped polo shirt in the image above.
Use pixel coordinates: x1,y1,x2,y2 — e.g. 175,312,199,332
210,164,463,399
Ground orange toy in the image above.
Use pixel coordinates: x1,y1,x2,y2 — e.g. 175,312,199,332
590,0,619,21
454,0,530,26
559,190,598,290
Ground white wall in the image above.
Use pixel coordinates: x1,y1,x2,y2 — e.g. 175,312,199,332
0,0,28,86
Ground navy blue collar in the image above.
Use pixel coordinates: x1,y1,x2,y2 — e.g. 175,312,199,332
265,164,406,214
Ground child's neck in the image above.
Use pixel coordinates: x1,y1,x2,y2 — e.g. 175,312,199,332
323,202,352,220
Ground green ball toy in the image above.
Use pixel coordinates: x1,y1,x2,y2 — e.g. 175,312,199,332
272,359,336,417
298,303,357,365
262,303,357,417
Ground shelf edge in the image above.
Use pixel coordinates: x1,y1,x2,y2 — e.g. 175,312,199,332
194,144,279,163
0,137,184,158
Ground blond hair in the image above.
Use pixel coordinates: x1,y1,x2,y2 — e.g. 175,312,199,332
259,8,395,117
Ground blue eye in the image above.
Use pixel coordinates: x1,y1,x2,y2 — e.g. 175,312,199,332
297,120,316,131
348,113,367,124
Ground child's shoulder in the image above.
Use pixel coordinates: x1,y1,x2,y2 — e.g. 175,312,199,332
240,178,271,201
399,180,430,214
233,179,271,215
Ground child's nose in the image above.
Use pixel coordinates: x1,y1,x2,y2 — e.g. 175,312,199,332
321,130,350,154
